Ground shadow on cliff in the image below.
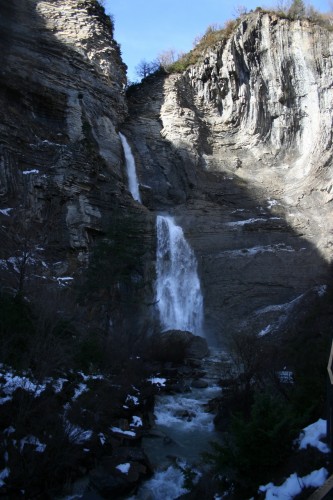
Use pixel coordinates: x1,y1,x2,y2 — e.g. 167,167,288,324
0,0,157,362
124,73,332,354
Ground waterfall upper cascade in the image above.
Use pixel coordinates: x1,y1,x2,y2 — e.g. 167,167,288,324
156,215,204,336
119,132,142,203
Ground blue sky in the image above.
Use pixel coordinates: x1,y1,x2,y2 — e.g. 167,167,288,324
104,0,331,82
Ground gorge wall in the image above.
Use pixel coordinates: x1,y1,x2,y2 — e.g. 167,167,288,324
0,0,156,340
124,11,333,342
1,1,333,344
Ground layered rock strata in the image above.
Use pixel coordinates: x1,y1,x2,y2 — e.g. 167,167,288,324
125,11,333,341
0,0,129,268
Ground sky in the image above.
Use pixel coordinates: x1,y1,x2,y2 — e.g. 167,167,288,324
104,0,331,82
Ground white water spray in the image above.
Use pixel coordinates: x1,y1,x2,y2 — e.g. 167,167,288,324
119,132,141,203
156,215,204,335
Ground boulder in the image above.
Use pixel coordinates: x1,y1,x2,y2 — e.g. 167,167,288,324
191,379,209,389
149,330,209,363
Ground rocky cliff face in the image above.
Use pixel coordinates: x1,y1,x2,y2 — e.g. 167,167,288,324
0,0,156,340
1,0,130,266
1,3,332,344
125,11,333,342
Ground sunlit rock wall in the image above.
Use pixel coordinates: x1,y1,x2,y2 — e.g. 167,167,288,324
125,12,333,341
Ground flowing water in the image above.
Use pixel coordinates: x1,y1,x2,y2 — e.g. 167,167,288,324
117,137,221,500
119,132,142,203
133,355,224,500
156,215,204,336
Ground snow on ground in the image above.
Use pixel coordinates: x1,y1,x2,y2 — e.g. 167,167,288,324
20,435,46,453
99,432,106,445
225,217,281,227
147,377,167,387
131,416,143,428
0,208,13,216
267,199,279,209
56,277,74,286
259,468,328,499
78,372,104,382
297,418,330,453
0,468,10,487
316,285,327,297
258,325,272,337
259,420,330,498
116,463,131,474
217,244,297,258
126,394,139,406
22,169,39,175
51,378,68,393
110,426,136,437
1,372,46,398
72,383,88,400
65,422,93,444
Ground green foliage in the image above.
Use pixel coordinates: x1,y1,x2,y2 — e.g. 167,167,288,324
167,20,238,73
0,293,35,369
74,332,104,371
87,210,146,296
281,292,333,419
206,392,301,495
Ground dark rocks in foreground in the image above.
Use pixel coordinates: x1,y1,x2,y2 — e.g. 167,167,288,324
148,330,210,363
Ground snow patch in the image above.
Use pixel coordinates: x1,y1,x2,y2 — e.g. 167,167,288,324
0,467,10,487
131,416,143,428
65,423,92,444
20,435,46,453
22,169,39,175
267,199,279,209
110,426,136,437
258,325,272,337
1,372,46,397
297,419,329,453
147,377,167,387
116,463,131,474
225,217,281,227
316,285,327,297
218,244,296,258
259,468,328,499
126,394,139,406
73,383,88,400
0,208,13,216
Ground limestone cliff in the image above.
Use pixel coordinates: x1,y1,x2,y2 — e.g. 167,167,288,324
125,11,333,342
0,0,128,267
1,2,333,344
0,0,156,341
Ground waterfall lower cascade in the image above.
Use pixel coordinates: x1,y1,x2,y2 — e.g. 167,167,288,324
119,132,141,203
156,215,204,335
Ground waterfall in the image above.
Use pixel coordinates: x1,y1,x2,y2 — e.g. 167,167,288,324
119,132,141,203
156,215,204,336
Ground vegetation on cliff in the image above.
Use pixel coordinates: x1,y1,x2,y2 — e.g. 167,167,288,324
133,0,333,80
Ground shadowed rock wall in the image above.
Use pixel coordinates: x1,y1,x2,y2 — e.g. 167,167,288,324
124,12,333,343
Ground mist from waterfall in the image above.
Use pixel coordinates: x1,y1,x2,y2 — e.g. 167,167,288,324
119,132,141,203
156,215,204,336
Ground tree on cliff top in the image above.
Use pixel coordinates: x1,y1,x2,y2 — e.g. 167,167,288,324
288,0,306,18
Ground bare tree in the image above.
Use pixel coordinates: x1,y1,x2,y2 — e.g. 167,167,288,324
233,4,248,17
157,49,178,70
288,0,306,18
275,0,291,12
135,59,160,80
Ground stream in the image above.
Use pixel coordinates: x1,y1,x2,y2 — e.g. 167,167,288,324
119,133,223,499
129,351,224,500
